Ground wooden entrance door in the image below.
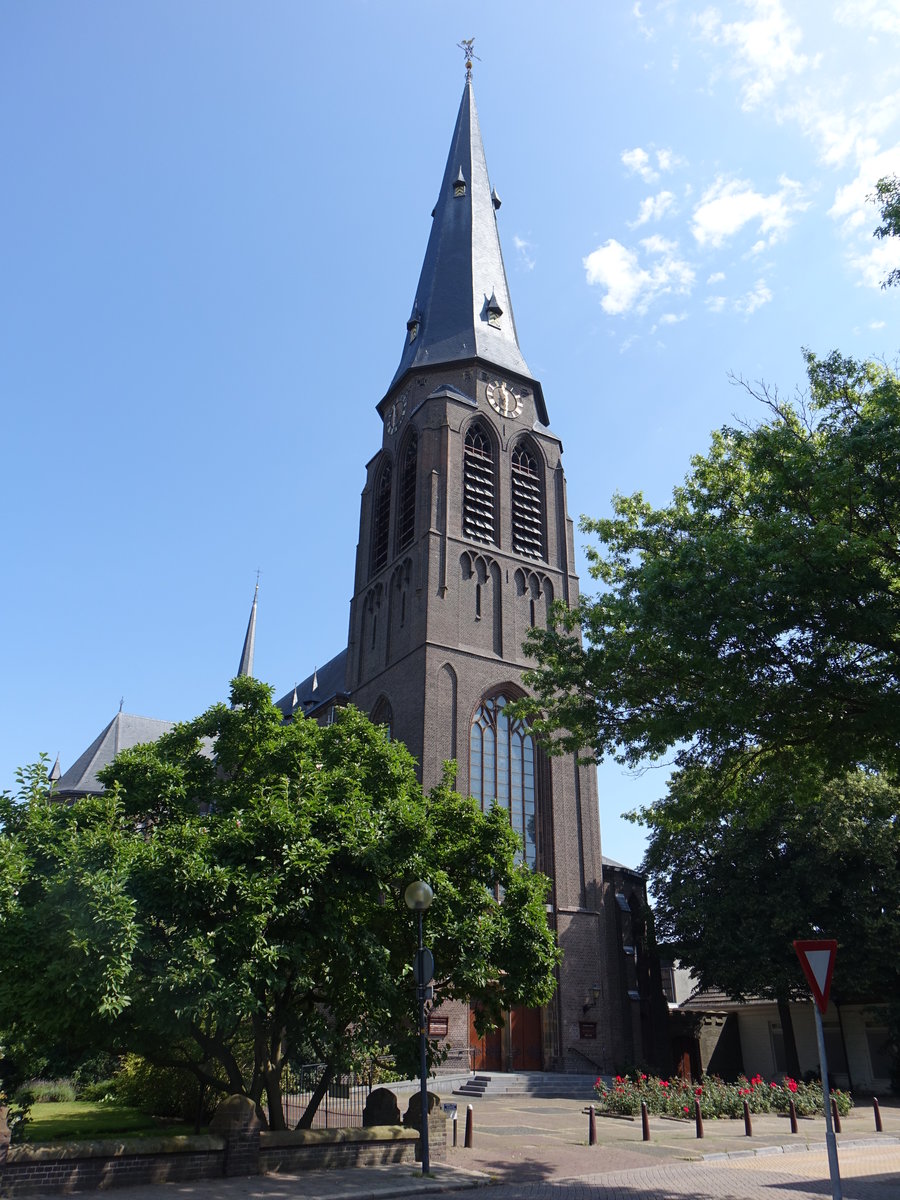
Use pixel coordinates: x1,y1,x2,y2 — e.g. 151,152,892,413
509,1006,543,1070
469,1007,502,1071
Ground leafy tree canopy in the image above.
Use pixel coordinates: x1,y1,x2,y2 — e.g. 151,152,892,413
872,174,900,289
0,678,559,1128
633,758,900,1006
519,351,900,780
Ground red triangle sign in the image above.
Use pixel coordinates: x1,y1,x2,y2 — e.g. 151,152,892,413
793,939,837,1014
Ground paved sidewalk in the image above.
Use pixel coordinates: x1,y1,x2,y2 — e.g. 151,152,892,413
15,1090,900,1200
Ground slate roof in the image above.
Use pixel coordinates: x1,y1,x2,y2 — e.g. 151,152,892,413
602,854,643,875
55,712,175,797
678,989,775,1011
386,77,548,425
275,648,349,719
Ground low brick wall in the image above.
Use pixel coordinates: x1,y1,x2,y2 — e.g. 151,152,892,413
0,1126,427,1195
0,1135,224,1197
260,1126,418,1171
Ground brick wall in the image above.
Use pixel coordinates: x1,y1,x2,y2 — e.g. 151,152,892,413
0,1127,423,1196
1,1138,224,1197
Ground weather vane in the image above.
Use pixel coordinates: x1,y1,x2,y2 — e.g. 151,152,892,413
458,38,481,79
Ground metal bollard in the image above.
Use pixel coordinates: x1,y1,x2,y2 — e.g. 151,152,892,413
789,1098,798,1134
831,1097,842,1134
464,1104,473,1148
874,1097,883,1134
452,1112,458,1147
743,1099,752,1137
588,1105,597,1146
694,1098,704,1139
641,1100,650,1142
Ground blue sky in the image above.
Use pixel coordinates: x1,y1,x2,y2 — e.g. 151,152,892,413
2,1,899,871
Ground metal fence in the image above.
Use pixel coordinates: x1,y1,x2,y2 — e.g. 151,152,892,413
276,1063,374,1130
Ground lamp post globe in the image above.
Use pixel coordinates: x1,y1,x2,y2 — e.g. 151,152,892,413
405,880,434,911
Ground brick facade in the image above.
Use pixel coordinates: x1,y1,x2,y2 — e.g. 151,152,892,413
345,368,637,1068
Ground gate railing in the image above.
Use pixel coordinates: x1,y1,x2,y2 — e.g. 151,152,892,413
275,1063,374,1130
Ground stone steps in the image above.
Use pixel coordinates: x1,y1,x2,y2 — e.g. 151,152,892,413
452,1071,599,1100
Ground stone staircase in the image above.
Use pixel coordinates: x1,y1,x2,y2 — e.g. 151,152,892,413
452,1071,599,1100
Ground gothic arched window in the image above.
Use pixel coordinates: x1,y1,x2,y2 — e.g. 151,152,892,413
464,422,496,545
511,442,544,559
397,432,418,552
469,693,536,867
371,697,393,740
371,460,392,575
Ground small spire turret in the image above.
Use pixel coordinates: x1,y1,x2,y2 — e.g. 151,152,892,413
237,580,259,678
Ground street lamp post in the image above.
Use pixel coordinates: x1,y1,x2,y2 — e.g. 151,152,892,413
405,879,434,1174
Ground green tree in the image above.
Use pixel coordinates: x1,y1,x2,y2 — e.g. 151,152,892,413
634,759,900,1076
872,174,900,288
519,351,900,781
0,678,559,1128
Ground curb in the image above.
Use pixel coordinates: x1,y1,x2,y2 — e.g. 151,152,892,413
702,1134,900,1161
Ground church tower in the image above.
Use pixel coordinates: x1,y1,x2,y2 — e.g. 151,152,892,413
345,71,636,1072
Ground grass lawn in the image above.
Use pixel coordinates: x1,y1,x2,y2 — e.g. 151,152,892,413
22,1102,197,1143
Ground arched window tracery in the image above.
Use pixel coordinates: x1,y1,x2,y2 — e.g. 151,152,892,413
469,693,536,867
371,460,392,575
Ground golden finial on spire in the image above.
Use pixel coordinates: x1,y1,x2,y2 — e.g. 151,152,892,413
457,38,480,80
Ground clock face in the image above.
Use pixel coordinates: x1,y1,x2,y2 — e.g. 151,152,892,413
485,379,523,418
386,392,408,435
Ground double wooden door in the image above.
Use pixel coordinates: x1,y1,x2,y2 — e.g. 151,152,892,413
469,1006,542,1071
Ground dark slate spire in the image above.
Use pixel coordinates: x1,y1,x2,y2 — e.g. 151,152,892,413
237,582,258,678
388,77,546,420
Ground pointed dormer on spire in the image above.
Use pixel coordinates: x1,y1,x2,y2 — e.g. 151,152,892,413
237,581,258,678
387,73,548,423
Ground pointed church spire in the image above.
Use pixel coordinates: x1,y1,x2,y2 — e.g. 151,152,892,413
387,73,547,422
49,753,61,786
237,581,258,678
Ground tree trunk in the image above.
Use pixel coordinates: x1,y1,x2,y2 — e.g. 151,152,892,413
296,1064,334,1130
263,1066,286,1131
777,996,802,1080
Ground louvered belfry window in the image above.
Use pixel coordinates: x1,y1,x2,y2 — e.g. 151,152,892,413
464,423,496,544
511,443,544,558
397,433,417,551
371,461,392,574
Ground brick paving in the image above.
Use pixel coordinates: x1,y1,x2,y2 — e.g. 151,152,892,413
12,1092,900,1200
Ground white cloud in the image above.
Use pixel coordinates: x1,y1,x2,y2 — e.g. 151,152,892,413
630,190,677,227
583,236,696,315
707,271,726,283
706,295,727,312
656,148,685,173
658,311,688,324
695,0,815,111
835,1,900,37
829,145,900,232
622,146,684,184
871,319,887,329
513,235,536,271
622,147,658,183
734,278,773,313
691,175,807,248
848,239,900,289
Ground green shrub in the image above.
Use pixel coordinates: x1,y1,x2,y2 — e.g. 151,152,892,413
111,1056,215,1124
15,1078,76,1104
79,1079,118,1103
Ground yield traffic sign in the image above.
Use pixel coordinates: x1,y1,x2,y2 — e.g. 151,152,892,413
793,939,837,1014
